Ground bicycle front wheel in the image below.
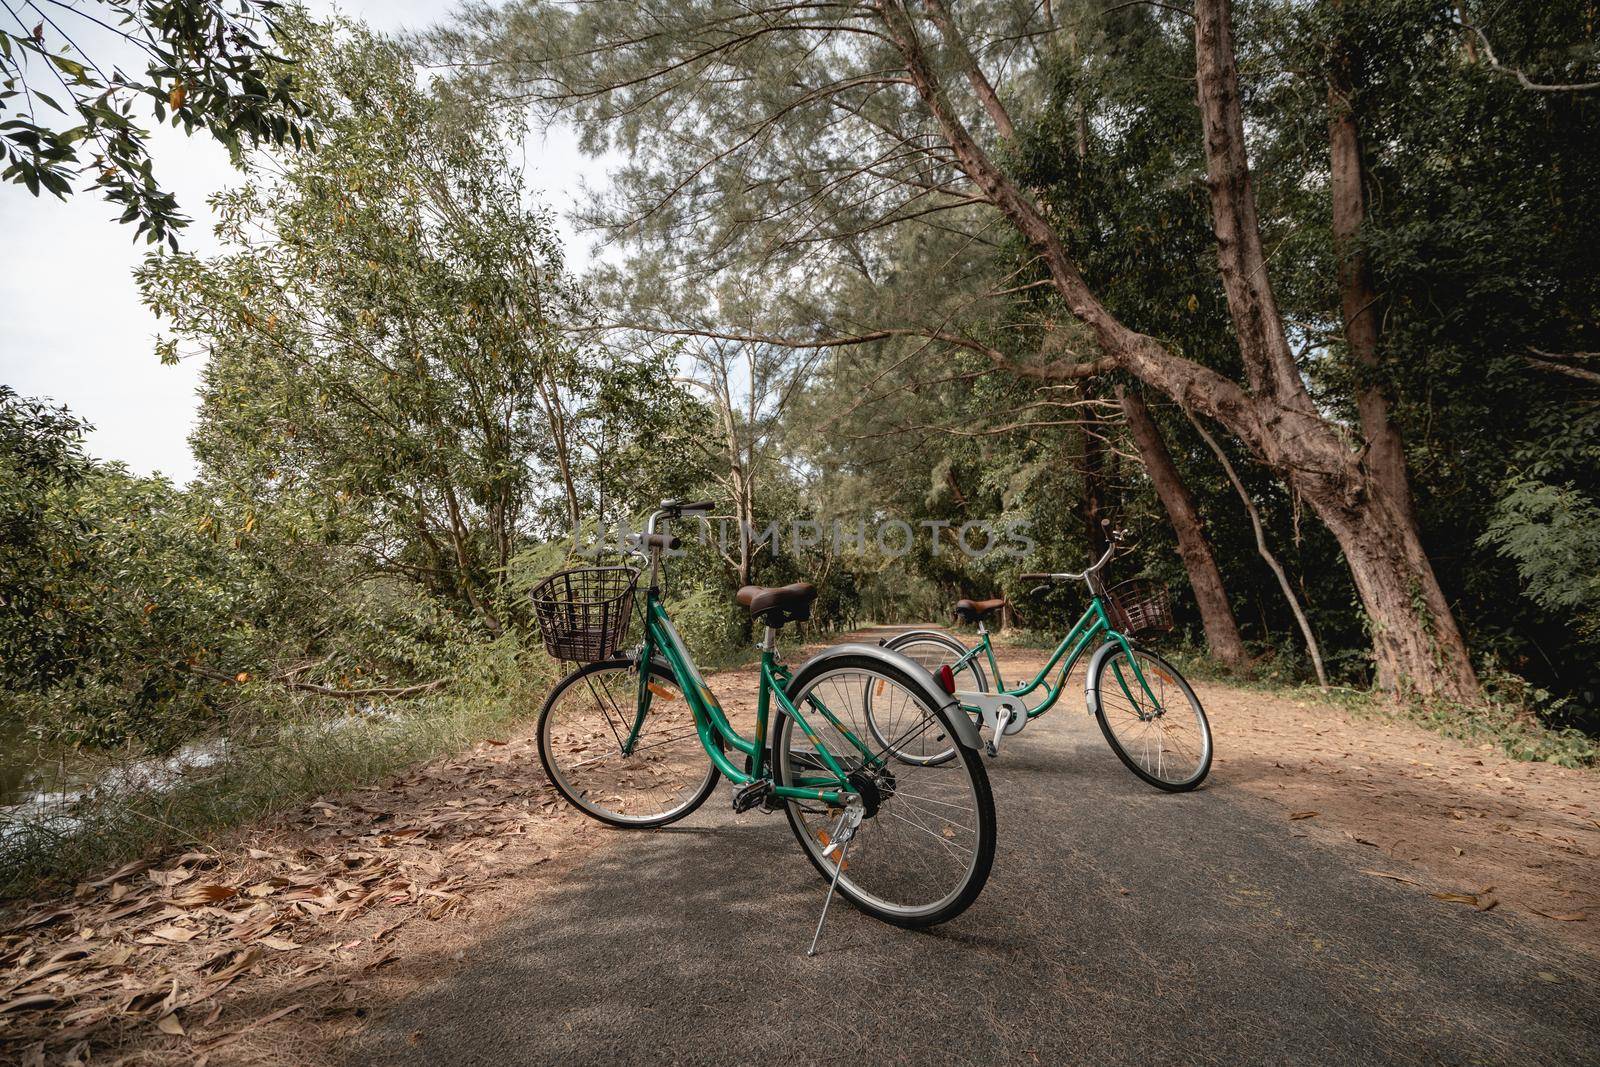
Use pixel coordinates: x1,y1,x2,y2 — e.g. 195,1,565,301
537,659,720,827
1088,645,1212,792
774,655,996,928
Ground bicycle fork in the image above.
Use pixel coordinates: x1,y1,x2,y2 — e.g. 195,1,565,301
807,803,864,956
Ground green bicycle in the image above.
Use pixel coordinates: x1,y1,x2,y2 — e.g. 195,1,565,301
875,527,1213,792
532,501,997,950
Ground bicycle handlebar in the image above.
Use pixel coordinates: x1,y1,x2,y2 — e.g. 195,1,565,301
646,500,715,536
1020,537,1119,588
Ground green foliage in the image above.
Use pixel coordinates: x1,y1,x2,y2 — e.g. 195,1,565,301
0,0,311,246
663,583,746,667
0,387,94,690
0,442,477,751
137,20,700,638
1480,477,1600,639
6,19,720,765
1250,0,1600,706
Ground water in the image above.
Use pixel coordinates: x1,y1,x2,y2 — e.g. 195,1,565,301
0,717,80,808
1,703,395,836
0,719,236,846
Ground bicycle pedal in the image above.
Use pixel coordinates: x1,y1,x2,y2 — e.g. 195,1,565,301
731,779,774,814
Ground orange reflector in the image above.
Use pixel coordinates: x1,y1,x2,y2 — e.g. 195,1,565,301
874,678,886,696
647,683,678,700
816,831,847,870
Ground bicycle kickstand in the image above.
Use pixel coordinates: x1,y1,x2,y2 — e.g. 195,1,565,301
807,804,863,957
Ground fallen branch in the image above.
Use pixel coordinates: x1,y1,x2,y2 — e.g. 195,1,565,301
1526,351,1600,386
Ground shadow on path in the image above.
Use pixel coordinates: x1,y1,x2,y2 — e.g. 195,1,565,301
348,685,1598,1066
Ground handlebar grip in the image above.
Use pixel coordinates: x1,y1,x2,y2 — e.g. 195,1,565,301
1018,573,1053,581
661,499,715,514
641,532,681,551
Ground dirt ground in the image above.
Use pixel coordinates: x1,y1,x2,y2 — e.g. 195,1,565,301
1,631,1594,1064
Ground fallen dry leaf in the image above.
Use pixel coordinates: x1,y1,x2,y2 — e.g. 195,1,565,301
257,937,300,951
1360,869,1422,887
1528,906,1588,922
1430,891,1496,910
176,884,238,907
1288,811,1319,821
156,1013,185,1036
0,992,61,1014
147,867,195,888
252,1002,306,1028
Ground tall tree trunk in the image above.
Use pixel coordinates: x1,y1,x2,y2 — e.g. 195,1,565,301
534,366,582,531
1190,0,1478,700
1328,12,1416,530
885,0,1480,701
1079,412,1108,560
1118,385,1249,669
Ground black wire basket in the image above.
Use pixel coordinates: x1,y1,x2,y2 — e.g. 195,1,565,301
529,567,640,663
1106,579,1174,638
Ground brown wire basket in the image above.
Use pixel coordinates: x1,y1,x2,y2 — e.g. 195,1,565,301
529,567,640,663
1106,579,1174,638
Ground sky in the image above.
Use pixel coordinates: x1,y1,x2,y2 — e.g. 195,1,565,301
0,1,597,484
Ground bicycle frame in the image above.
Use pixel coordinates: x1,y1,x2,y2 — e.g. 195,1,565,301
947,597,1158,719
632,588,869,806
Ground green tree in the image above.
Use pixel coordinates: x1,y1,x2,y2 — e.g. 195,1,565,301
0,387,94,690
434,0,1493,700
139,22,602,633
1,0,311,245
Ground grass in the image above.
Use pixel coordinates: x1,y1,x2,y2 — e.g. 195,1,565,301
1363,695,1600,770
0,652,557,902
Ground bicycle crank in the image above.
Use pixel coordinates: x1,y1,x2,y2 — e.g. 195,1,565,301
955,691,1028,757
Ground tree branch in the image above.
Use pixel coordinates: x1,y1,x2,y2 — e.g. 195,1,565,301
1459,20,1600,92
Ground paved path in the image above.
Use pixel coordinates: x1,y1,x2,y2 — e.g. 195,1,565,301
351,636,1598,1066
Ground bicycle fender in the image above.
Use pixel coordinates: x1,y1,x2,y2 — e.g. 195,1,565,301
1083,639,1125,718
806,642,984,751
884,628,964,649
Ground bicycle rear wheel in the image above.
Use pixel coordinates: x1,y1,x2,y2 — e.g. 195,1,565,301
1088,645,1212,792
868,630,986,766
773,654,996,928
537,659,721,827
